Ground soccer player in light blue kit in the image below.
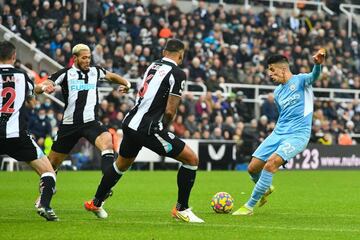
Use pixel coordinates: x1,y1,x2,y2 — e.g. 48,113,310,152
233,49,326,215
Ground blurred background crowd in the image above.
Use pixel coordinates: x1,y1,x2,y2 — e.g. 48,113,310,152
1,0,359,163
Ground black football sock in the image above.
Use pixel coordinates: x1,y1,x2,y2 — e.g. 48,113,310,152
39,173,56,209
101,150,115,174
94,162,123,207
176,165,197,211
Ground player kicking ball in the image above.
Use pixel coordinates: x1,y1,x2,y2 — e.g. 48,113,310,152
233,48,326,216
84,39,204,223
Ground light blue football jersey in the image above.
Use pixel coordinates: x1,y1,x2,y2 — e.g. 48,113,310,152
273,65,321,137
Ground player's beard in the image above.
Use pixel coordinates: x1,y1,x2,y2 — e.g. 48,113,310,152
79,62,90,72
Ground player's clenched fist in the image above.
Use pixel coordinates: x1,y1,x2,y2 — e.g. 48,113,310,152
313,48,326,65
41,84,55,94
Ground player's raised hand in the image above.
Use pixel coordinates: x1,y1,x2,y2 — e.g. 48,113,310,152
118,84,130,93
313,48,326,65
42,83,55,94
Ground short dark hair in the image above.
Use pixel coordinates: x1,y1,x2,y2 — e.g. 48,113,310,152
164,39,185,52
267,55,289,65
0,41,16,61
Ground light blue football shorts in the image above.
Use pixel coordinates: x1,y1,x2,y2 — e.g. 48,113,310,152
252,131,309,162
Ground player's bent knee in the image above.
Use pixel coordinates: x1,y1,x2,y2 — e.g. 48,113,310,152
264,160,280,173
115,156,135,172
247,164,257,174
30,156,56,175
176,145,198,166
189,156,199,166
43,159,56,174
96,132,113,150
48,151,67,169
187,149,199,166
247,157,265,174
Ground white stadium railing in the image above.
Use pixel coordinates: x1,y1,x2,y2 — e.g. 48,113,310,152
0,24,62,74
259,0,335,15
340,4,360,38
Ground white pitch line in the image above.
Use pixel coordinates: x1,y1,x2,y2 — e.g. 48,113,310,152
0,217,359,234
2,207,360,219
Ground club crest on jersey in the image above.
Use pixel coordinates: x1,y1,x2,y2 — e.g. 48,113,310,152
69,72,77,77
168,132,175,139
290,84,296,91
158,69,167,77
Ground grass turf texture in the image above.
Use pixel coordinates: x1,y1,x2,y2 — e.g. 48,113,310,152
0,171,359,240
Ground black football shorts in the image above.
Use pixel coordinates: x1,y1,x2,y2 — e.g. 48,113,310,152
119,126,185,158
0,135,44,162
51,121,108,154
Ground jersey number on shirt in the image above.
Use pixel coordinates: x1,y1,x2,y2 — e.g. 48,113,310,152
0,87,16,113
138,74,154,98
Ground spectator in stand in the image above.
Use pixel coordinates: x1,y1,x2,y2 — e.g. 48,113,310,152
4,0,360,147
223,129,232,140
241,119,260,159
172,115,186,138
258,115,268,142
39,1,52,19
111,112,124,129
318,133,333,145
210,127,223,140
261,93,278,122
353,113,360,133
195,95,211,119
200,113,210,131
223,115,236,137
106,102,118,122
92,44,106,66
338,130,354,145
209,114,222,132
184,114,198,135
233,91,251,122
346,120,355,135
28,108,52,147
182,92,196,116
46,109,57,129
310,119,324,143
3,0,359,95
322,100,338,120
206,70,222,92
189,56,206,83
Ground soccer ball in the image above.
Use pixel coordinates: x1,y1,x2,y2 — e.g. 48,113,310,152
211,192,234,214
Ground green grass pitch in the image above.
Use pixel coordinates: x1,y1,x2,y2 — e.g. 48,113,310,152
0,170,359,240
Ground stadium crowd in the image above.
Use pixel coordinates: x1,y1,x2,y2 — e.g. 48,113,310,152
1,0,359,158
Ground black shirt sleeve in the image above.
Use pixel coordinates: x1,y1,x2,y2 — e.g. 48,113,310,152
48,68,68,85
25,73,34,97
95,66,107,79
169,67,186,97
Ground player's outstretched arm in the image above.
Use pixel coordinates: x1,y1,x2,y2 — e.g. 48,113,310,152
105,71,131,93
306,48,326,85
34,80,55,94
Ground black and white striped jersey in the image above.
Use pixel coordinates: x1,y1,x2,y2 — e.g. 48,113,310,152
49,65,107,125
0,64,34,138
123,57,186,134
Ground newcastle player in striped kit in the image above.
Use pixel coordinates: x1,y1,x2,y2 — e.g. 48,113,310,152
0,41,58,221
36,44,131,202
84,39,204,223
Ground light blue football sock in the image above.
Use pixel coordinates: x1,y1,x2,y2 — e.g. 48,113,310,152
249,172,261,183
246,169,273,208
